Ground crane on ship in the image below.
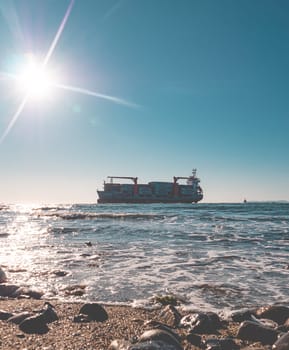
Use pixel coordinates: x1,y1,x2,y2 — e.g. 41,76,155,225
107,176,138,194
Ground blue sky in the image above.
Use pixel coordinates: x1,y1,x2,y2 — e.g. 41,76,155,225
0,0,288,203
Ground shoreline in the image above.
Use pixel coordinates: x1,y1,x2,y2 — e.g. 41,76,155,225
0,297,283,350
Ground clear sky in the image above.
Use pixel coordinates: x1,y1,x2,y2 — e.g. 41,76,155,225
0,0,289,204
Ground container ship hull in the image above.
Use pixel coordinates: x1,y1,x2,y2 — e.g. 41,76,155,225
97,195,203,204
97,170,203,204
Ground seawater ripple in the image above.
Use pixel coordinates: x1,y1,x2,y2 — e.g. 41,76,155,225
38,211,166,220
0,202,289,312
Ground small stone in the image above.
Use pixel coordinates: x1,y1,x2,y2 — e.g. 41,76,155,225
153,294,179,306
207,311,223,328
158,305,182,327
64,284,86,296
12,286,43,299
0,233,9,238
256,306,289,325
78,303,108,322
138,329,183,350
186,332,201,346
26,289,44,299
109,339,131,349
40,302,58,323
73,314,90,323
52,270,68,277
7,312,33,324
237,320,279,345
251,315,279,329
202,337,240,350
0,284,19,297
144,320,181,342
272,332,289,349
231,309,256,322
0,310,13,320
19,314,49,334
180,312,222,334
131,341,180,349
16,333,26,338
278,318,289,332
0,267,7,283
71,289,85,296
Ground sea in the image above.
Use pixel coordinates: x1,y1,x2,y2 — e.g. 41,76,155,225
0,202,289,314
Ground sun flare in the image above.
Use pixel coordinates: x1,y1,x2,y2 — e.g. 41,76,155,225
0,0,136,144
16,55,55,99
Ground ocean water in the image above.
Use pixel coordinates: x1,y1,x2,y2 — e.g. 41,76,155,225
0,202,289,313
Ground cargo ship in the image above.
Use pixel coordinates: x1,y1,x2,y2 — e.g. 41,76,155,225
97,169,203,204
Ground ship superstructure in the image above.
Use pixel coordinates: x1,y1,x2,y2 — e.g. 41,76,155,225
97,169,203,204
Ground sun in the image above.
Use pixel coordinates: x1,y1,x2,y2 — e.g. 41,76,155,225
0,0,136,144
16,55,55,100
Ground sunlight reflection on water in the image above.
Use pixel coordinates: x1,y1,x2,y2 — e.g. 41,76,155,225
0,202,289,311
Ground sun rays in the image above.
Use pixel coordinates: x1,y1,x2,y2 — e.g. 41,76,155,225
42,0,75,67
53,83,139,108
0,95,29,144
0,0,137,144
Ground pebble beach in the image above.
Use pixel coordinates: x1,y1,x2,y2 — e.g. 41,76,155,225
0,298,160,350
1,294,289,349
